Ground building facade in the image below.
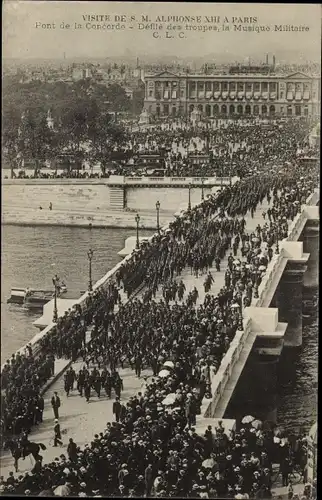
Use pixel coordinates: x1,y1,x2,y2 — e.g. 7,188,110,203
144,70,320,118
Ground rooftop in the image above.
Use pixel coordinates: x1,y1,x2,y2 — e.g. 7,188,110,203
145,71,317,79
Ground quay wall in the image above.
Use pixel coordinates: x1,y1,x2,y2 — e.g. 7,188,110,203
1,206,176,230
2,179,217,225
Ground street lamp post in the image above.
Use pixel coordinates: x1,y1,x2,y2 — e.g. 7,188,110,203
87,248,94,291
188,183,192,211
135,213,140,248
201,178,205,201
156,200,161,233
52,274,59,323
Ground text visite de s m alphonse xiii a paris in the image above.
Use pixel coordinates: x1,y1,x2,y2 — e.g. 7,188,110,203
34,13,311,38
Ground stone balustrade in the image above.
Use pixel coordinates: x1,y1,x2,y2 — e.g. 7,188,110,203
2,175,234,187
203,318,252,418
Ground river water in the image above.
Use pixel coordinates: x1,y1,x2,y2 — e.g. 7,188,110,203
1,225,153,363
1,226,317,432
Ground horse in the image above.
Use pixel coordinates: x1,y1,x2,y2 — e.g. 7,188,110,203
5,439,46,472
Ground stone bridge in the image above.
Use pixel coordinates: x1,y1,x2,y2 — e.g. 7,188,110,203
1,186,319,479
202,189,319,423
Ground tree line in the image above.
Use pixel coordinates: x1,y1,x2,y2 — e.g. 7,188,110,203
2,77,144,176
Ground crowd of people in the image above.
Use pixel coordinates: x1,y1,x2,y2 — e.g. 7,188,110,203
1,117,318,498
6,116,318,180
1,349,54,439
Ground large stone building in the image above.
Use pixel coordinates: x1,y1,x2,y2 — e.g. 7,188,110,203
144,69,320,118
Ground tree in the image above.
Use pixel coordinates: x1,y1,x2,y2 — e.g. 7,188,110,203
87,110,126,175
2,79,129,175
105,84,131,121
18,111,56,176
2,104,21,178
132,86,145,116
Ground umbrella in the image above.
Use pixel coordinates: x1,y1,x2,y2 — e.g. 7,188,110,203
202,458,215,469
38,490,54,497
158,369,171,378
259,265,266,271
251,419,262,430
162,393,176,406
53,485,71,496
233,259,240,265
163,361,174,369
231,303,240,309
241,415,255,424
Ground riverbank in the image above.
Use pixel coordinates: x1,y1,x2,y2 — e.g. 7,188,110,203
2,206,176,229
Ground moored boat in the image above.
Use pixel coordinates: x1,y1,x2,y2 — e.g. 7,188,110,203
7,283,67,309
6,288,27,304
23,290,55,310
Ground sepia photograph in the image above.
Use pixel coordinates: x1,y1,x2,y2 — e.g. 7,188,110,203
1,1,320,498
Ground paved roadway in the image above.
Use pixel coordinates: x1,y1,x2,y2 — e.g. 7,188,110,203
0,362,153,477
135,196,281,307
0,194,290,478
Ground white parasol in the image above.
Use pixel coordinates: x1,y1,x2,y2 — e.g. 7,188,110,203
231,303,240,309
162,393,177,406
241,415,255,424
53,485,71,496
259,265,266,271
163,361,175,369
202,458,215,469
251,419,262,430
158,369,171,378
233,259,241,265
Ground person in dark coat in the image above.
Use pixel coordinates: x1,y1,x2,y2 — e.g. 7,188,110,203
77,369,85,397
112,397,122,423
84,381,91,403
53,419,63,447
37,395,44,423
144,463,154,496
67,438,77,462
51,392,60,419
104,372,112,398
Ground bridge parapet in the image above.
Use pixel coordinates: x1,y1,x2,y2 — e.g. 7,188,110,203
286,188,319,241
203,318,253,418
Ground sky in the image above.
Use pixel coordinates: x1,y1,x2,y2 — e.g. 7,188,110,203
2,1,321,62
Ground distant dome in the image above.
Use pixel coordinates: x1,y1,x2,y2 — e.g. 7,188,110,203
308,422,317,445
